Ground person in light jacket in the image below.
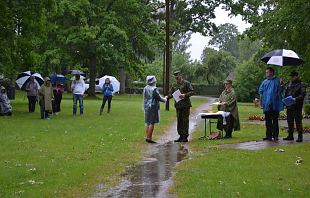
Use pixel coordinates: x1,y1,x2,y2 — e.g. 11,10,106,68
71,74,85,116
143,76,167,143
39,77,54,119
25,76,39,112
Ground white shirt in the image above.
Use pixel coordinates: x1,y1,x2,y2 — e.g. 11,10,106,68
71,79,85,95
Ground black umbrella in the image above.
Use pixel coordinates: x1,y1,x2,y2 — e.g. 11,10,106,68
16,71,44,90
261,49,305,66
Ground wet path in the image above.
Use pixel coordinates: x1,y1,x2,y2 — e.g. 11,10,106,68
91,97,215,198
217,132,310,150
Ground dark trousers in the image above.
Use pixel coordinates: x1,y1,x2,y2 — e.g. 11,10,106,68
27,96,37,112
176,108,190,138
100,96,112,113
53,94,62,113
265,110,279,139
287,108,303,137
39,98,49,119
217,115,234,137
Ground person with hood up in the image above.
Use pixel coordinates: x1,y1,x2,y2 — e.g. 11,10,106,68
0,86,12,116
143,75,167,143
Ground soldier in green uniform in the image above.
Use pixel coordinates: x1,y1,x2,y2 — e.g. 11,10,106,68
217,80,240,138
167,71,194,142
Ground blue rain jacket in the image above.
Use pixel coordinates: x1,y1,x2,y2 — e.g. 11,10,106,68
259,76,284,113
102,84,114,96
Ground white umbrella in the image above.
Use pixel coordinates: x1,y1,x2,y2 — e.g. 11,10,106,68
98,75,120,93
16,71,44,90
261,49,305,66
70,75,86,80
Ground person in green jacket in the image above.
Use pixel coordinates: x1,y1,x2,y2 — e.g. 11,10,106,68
217,80,240,138
167,71,194,142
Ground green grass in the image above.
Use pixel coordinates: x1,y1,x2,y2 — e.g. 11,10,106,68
172,102,310,198
0,91,207,197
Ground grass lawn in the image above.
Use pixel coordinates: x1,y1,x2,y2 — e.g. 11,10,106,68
172,103,310,198
0,91,207,197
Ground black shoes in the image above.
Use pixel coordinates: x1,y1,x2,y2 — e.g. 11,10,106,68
174,136,188,142
283,136,294,141
146,139,157,144
296,135,303,142
263,137,273,141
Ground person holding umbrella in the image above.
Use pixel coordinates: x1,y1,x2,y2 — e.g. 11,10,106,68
143,76,167,143
283,71,306,142
100,78,114,115
39,77,54,119
71,74,85,116
25,76,39,112
259,67,284,142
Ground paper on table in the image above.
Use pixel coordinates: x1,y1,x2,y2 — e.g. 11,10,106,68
172,89,183,103
212,102,224,105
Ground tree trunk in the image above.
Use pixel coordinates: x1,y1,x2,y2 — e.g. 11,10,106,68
88,55,97,97
119,67,126,94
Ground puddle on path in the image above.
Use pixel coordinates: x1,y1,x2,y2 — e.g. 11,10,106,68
92,142,188,198
91,97,215,198
216,133,310,150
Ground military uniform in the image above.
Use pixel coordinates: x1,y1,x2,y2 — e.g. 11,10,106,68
217,88,240,137
168,79,194,141
284,78,306,142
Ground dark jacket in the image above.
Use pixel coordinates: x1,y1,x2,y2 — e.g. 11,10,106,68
168,79,194,109
285,79,306,109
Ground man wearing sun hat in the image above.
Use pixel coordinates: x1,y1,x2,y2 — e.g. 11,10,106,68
167,71,194,142
283,71,306,142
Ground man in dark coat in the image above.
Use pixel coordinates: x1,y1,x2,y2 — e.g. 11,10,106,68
167,71,194,142
283,71,306,142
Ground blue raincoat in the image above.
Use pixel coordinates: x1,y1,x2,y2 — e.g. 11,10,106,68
259,76,284,113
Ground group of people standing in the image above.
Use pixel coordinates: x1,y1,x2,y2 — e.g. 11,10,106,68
259,67,306,142
24,74,115,119
143,68,307,144
25,76,64,119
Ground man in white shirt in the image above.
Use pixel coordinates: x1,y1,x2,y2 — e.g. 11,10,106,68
71,74,85,116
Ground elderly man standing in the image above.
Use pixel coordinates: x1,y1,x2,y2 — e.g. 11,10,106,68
283,71,306,142
71,74,85,116
167,71,194,142
259,67,283,142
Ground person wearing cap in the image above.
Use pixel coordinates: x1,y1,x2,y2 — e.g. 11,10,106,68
143,75,167,143
283,71,306,142
217,80,240,138
71,74,85,116
259,67,283,142
39,77,54,119
0,86,12,116
25,76,39,112
167,71,194,142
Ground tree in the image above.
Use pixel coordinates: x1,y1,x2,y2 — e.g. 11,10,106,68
51,0,161,95
237,36,263,63
208,23,240,58
196,47,237,84
225,0,310,83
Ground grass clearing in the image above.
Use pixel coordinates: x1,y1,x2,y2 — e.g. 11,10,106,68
172,102,310,198
0,91,207,197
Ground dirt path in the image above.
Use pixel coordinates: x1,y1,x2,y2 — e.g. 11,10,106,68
91,96,215,198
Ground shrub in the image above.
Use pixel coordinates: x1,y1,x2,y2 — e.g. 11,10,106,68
304,104,310,115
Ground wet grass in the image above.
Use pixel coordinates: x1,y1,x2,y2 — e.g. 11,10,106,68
172,103,310,197
0,91,207,197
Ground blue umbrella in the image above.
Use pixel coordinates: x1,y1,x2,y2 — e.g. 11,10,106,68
50,74,67,84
